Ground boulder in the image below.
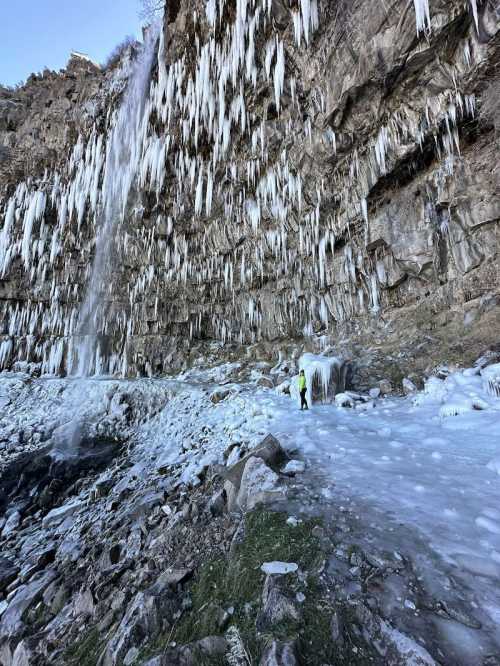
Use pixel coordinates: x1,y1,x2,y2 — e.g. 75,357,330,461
210,389,230,404
402,378,417,395
144,636,228,666
259,640,301,666
354,603,436,665
208,489,226,516
1,512,21,538
0,558,19,593
224,434,288,489
378,379,393,396
12,640,33,666
99,573,179,665
330,610,344,646
236,457,284,512
152,568,192,589
42,500,82,529
223,435,289,512
0,570,56,636
256,574,301,631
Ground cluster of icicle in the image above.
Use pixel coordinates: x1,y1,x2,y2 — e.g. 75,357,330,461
0,0,483,376
294,352,343,407
0,27,160,376
413,0,479,35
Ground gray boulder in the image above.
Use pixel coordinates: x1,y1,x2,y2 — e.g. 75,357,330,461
98,573,178,666
1,512,21,538
235,457,284,512
256,575,301,632
259,640,301,666
0,558,19,594
142,636,228,666
0,570,56,637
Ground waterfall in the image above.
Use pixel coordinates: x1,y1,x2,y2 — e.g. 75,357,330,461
74,25,160,377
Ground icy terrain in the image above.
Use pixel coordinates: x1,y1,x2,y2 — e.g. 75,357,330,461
1,359,500,661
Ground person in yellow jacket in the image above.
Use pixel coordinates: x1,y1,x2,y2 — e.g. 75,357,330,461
298,369,308,410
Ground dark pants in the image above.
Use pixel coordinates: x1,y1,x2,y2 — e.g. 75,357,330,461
300,389,308,410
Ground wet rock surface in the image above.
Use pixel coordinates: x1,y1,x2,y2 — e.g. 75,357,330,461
0,436,123,517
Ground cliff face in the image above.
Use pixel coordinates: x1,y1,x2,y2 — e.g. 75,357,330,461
0,0,499,378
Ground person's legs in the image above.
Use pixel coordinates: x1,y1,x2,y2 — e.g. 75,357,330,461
300,389,308,410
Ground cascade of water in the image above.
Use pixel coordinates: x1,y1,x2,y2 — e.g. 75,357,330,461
75,25,160,377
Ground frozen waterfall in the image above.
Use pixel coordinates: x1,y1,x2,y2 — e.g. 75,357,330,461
75,25,160,377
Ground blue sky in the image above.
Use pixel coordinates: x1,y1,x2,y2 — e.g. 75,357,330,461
0,0,143,87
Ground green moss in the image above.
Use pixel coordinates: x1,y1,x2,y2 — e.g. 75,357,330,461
64,628,104,666
64,511,365,665
136,510,349,665
170,510,330,663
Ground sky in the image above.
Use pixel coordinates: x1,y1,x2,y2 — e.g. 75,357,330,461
0,0,143,87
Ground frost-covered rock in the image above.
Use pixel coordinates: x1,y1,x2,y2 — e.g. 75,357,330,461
256,376,274,389
379,379,393,396
236,457,283,512
281,459,305,475
335,392,355,408
1,511,21,538
481,363,500,397
402,378,417,395
210,388,230,404
260,562,298,575
275,380,291,395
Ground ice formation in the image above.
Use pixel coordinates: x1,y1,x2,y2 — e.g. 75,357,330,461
413,0,431,35
482,363,500,398
0,0,487,376
75,25,160,376
296,353,343,406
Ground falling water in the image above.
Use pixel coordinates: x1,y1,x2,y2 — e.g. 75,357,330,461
75,25,160,377
51,25,161,456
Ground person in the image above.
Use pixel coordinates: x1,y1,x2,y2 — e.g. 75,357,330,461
298,369,308,410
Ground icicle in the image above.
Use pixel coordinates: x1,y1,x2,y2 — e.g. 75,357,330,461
273,39,285,114
469,0,479,32
206,0,217,26
413,0,431,35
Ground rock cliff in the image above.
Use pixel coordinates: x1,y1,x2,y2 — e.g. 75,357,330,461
1,0,499,378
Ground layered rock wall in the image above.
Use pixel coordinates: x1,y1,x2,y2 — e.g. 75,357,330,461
0,0,499,376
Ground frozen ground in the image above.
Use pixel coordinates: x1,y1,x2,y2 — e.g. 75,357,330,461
1,360,500,661
253,370,500,662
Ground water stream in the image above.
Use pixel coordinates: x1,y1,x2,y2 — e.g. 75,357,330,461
75,25,160,377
